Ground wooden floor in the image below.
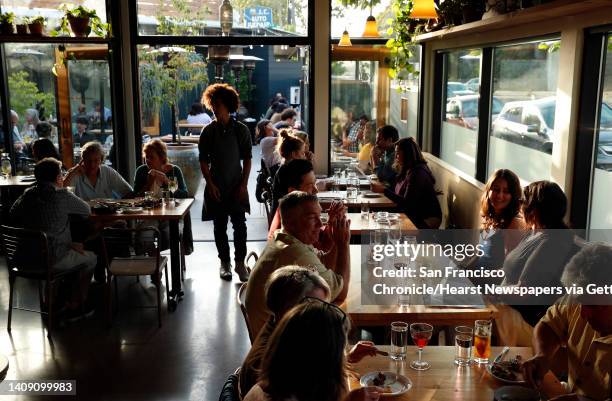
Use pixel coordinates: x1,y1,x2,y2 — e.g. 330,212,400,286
0,146,269,400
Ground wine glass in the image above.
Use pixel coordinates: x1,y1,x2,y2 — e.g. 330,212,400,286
410,323,433,370
168,176,178,202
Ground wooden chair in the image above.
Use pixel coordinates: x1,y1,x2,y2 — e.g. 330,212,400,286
1,225,84,336
261,191,273,227
237,282,256,344
101,226,169,327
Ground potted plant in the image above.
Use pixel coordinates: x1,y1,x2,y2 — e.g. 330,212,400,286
16,18,28,35
0,12,15,35
438,0,463,27
26,16,46,36
52,5,109,37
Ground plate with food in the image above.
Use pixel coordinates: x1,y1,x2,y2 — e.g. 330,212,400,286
359,371,412,396
487,355,526,384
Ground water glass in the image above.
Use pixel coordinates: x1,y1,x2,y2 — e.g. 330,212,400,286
360,202,370,221
390,321,409,361
454,326,473,366
346,184,358,200
473,320,492,364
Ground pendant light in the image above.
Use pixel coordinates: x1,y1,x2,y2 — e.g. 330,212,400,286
219,0,233,36
410,0,438,19
362,0,380,38
338,29,352,46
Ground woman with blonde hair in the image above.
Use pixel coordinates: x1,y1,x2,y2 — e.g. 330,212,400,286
271,130,306,213
133,139,187,198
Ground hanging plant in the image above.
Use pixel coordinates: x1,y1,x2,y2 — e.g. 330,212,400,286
385,0,424,91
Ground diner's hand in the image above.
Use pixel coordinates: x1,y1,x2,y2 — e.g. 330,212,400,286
207,182,221,202
332,213,350,245
148,169,169,186
371,146,382,163
328,200,347,220
318,225,335,254
344,387,383,401
68,161,85,177
237,183,248,203
70,242,86,255
522,354,549,390
370,182,385,193
347,341,379,364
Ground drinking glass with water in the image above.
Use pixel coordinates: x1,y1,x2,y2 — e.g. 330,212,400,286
454,326,473,366
390,321,408,361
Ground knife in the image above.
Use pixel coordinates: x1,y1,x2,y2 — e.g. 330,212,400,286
493,346,510,364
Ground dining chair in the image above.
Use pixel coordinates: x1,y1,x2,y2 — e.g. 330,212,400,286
101,226,169,327
236,282,255,344
261,191,273,227
1,225,84,336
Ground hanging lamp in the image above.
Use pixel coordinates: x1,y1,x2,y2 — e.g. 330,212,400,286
338,29,352,46
362,0,380,37
410,0,438,19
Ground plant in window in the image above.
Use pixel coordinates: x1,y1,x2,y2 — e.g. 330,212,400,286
51,4,109,38
458,0,486,23
437,0,463,26
0,12,16,35
385,0,423,91
156,0,210,36
25,16,46,36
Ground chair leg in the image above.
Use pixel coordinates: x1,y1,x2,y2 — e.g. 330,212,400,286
38,282,44,313
114,276,119,313
46,281,53,337
106,274,113,327
164,267,170,311
7,275,15,332
180,241,186,282
156,275,162,328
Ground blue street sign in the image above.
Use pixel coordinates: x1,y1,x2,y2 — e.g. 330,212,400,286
244,7,273,29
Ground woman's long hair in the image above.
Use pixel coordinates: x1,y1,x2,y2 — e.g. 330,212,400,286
522,180,568,229
480,169,522,230
393,137,427,179
259,301,349,401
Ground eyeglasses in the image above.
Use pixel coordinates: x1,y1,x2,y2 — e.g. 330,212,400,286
301,296,347,323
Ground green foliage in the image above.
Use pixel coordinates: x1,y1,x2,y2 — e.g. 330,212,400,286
156,0,210,36
227,70,254,103
51,4,109,37
385,0,422,90
24,16,46,25
437,0,463,26
339,0,382,9
331,61,348,76
8,71,55,119
0,12,15,24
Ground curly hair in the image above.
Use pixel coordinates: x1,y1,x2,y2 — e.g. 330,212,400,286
201,83,240,113
480,169,522,230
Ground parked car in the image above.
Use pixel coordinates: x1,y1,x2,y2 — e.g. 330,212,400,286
445,94,503,130
446,81,474,98
596,103,612,170
465,77,480,92
491,97,557,153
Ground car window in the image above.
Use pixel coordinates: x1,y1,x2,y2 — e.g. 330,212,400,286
600,103,612,129
502,106,522,123
539,104,556,129
462,100,477,117
492,99,503,114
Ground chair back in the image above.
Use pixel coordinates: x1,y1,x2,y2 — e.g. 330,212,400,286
237,282,256,344
261,191,273,227
0,225,50,276
101,226,161,272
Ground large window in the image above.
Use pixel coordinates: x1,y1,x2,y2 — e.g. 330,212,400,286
487,39,560,183
589,35,612,239
331,0,391,39
137,0,308,36
440,49,481,177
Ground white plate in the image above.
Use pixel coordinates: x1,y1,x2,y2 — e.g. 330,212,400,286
360,371,412,396
486,362,526,384
362,192,382,198
121,207,144,214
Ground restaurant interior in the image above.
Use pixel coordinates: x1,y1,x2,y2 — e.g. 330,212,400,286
0,0,611,400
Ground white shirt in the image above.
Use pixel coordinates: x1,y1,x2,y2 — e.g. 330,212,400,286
186,112,212,126
260,136,281,169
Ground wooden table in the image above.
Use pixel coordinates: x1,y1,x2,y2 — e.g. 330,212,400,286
343,246,498,327
0,176,35,188
89,198,194,310
349,346,566,400
347,212,417,235
0,176,35,222
318,191,396,208
160,135,200,144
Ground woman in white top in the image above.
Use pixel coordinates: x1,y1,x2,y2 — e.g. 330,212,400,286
186,102,212,132
243,299,382,401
